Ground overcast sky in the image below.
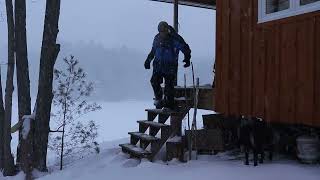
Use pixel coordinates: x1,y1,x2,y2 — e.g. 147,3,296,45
0,0,216,59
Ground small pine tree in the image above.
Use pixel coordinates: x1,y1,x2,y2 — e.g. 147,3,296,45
49,55,101,170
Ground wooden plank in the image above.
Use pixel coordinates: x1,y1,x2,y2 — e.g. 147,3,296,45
251,0,263,118
252,0,258,24
273,26,281,123
119,144,151,157
295,19,314,126
214,0,223,112
264,28,272,122
223,0,230,115
313,16,320,127
247,0,254,117
217,0,230,115
229,0,241,116
240,0,250,116
264,26,280,123
252,27,266,118
251,27,259,117
279,23,297,124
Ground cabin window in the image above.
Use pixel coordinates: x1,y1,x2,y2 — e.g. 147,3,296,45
300,0,320,6
259,0,320,23
266,0,290,14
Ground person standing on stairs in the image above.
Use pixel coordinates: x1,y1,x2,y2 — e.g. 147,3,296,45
144,21,191,110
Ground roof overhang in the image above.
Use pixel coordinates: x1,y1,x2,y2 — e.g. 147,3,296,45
149,0,216,10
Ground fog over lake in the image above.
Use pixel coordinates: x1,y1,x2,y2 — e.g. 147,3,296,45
0,0,216,101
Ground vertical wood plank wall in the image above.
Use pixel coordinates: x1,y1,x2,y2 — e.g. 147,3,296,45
215,0,320,127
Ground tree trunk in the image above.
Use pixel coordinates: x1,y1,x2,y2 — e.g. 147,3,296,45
60,121,65,170
60,101,67,170
34,0,61,171
20,116,35,180
0,67,5,171
3,0,16,176
14,0,31,164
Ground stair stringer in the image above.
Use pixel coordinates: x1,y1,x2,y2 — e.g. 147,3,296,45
148,109,190,161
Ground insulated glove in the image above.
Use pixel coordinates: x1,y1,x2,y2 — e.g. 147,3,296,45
144,59,151,69
183,59,190,68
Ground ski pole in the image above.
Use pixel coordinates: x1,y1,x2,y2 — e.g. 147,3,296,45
184,74,190,130
190,62,196,160
184,73,192,161
193,77,199,160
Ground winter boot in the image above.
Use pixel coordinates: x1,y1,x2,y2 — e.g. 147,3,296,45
154,99,163,109
166,98,176,110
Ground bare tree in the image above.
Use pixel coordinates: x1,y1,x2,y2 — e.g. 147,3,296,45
33,0,61,171
15,0,31,164
2,0,16,176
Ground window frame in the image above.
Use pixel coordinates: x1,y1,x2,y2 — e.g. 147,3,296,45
258,0,320,23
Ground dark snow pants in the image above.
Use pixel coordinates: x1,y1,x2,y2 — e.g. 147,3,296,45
150,71,175,108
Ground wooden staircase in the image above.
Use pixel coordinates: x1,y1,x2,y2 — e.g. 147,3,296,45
119,85,214,161
119,98,191,160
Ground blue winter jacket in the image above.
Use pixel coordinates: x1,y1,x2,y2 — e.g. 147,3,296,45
146,32,191,75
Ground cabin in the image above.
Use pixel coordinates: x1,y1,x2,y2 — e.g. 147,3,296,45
120,0,320,161
215,0,320,128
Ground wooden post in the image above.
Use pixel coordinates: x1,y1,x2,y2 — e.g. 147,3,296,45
170,116,182,136
174,0,179,32
174,0,179,85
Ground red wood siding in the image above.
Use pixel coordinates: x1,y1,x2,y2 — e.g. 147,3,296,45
215,0,320,127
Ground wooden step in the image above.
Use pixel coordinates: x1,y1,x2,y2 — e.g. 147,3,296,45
174,97,193,110
120,104,190,161
146,109,183,115
138,120,172,138
166,136,184,161
146,109,181,123
174,97,192,102
137,120,169,129
129,132,160,142
119,143,151,158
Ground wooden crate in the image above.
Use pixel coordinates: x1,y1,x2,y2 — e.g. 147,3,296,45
202,114,240,150
185,129,224,152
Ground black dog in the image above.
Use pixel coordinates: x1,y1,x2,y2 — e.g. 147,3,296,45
238,118,274,166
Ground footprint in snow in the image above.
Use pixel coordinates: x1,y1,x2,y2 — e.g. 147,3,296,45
104,148,121,156
121,158,141,168
110,152,130,163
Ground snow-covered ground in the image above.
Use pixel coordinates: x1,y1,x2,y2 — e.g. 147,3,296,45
1,100,320,180
3,139,320,180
